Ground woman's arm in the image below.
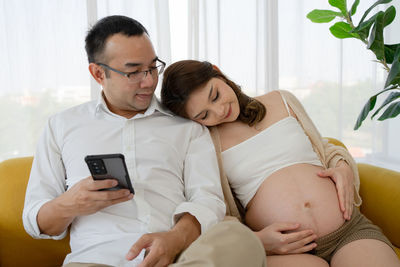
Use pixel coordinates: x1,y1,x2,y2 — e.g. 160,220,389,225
317,160,354,220
279,90,362,217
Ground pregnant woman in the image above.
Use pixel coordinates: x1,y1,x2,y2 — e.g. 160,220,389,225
160,60,400,267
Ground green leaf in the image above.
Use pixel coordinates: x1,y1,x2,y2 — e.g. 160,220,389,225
368,12,385,60
383,6,396,27
358,0,392,26
329,0,348,16
330,22,360,39
307,9,343,23
354,85,397,129
371,91,400,118
354,95,377,129
351,12,381,40
351,0,360,15
378,101,400,120
384,44,400,64
385,46,400,87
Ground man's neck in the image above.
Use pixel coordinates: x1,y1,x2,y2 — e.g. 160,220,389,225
102,93,145,119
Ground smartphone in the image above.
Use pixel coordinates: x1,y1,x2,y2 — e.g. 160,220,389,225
85,153,134,194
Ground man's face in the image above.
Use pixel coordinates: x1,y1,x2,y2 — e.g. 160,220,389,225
100,34,159,118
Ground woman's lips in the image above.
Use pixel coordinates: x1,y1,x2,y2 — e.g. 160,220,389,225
225,104,232,119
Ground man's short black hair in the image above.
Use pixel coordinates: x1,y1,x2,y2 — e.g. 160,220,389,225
85,15,149,64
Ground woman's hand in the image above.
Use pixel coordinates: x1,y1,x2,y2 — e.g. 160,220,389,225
254,222,317,255
317,160,354,220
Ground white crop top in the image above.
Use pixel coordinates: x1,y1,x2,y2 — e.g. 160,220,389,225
221,93,323,208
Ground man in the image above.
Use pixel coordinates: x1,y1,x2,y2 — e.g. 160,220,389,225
22,15,266,267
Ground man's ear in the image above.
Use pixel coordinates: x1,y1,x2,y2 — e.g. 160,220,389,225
88,63,105,84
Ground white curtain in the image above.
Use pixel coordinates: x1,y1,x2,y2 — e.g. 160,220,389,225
182,0,279,96
278,0,400,171
0,0,169,161
0,0,90,161
1,0,399,171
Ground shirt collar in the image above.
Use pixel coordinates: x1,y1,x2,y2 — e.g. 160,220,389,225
94,90,173,119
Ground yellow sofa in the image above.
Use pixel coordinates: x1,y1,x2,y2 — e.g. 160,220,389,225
1,154,399,267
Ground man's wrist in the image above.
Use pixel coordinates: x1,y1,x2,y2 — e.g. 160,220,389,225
37,201,72,235
171,213,200,251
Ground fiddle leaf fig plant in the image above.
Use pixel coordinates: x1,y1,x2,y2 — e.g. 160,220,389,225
307,0,400,130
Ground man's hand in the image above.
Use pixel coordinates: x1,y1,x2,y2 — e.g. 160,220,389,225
317,160,354,220
254,222,317,255
126,230,185,267
37,176,133,236
57,176,133,216
126,213,200,267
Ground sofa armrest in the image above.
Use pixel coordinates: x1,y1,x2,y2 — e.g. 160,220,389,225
358,163,400,256
0,157,70,267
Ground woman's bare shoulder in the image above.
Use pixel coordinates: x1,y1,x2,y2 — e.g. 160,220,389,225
254,90,281,105
255,90,296,118
255,91,287,112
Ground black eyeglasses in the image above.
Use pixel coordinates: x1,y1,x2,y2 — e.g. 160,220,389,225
97,58,166,84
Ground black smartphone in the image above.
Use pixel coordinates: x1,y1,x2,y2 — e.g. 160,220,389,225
84,153,134,194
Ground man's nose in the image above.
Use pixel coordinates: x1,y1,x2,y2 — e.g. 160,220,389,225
140,71,155,87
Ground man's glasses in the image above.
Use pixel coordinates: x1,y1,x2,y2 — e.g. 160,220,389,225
97,59,166,84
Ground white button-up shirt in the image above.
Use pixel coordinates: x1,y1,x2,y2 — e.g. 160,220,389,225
23,93,225,267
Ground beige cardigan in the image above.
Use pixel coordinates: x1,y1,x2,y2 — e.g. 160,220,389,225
209,90,362,221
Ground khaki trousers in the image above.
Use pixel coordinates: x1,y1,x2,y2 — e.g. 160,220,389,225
64,220,266,267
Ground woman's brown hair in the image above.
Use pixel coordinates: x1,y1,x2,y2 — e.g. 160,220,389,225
161,60,266,126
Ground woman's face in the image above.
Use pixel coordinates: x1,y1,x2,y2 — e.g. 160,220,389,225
185,77,240,126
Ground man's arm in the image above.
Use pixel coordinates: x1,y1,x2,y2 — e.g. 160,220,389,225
37,177,133,236
125,213,200,266
173,124,226,233
125,123,225,267
23,117,133,238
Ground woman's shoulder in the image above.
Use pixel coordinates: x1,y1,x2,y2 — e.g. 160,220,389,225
255,90,296,118
254,90,287,110
254,90,281,104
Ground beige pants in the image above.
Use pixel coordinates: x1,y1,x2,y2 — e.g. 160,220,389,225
63,220,266,267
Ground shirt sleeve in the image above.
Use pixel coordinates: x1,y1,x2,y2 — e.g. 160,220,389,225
172,123,226,234
22,116,68,240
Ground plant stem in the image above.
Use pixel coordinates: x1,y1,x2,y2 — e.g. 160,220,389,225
345,11,390,73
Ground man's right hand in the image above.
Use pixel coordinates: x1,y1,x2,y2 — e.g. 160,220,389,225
37,176,133,236
57,176,133,216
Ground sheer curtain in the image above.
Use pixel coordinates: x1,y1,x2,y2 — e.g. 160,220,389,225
0,0,169,161
1,0,399,171
278,0,400,171
0,0,90,161
180,0,279,96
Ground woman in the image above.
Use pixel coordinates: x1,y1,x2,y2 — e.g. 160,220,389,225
161,60,399,267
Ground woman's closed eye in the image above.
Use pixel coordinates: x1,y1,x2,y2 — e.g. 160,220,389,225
199,91,219,120
212,91,219,102
201,111,208,120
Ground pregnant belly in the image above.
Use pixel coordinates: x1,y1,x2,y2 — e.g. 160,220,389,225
245,163,345,238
